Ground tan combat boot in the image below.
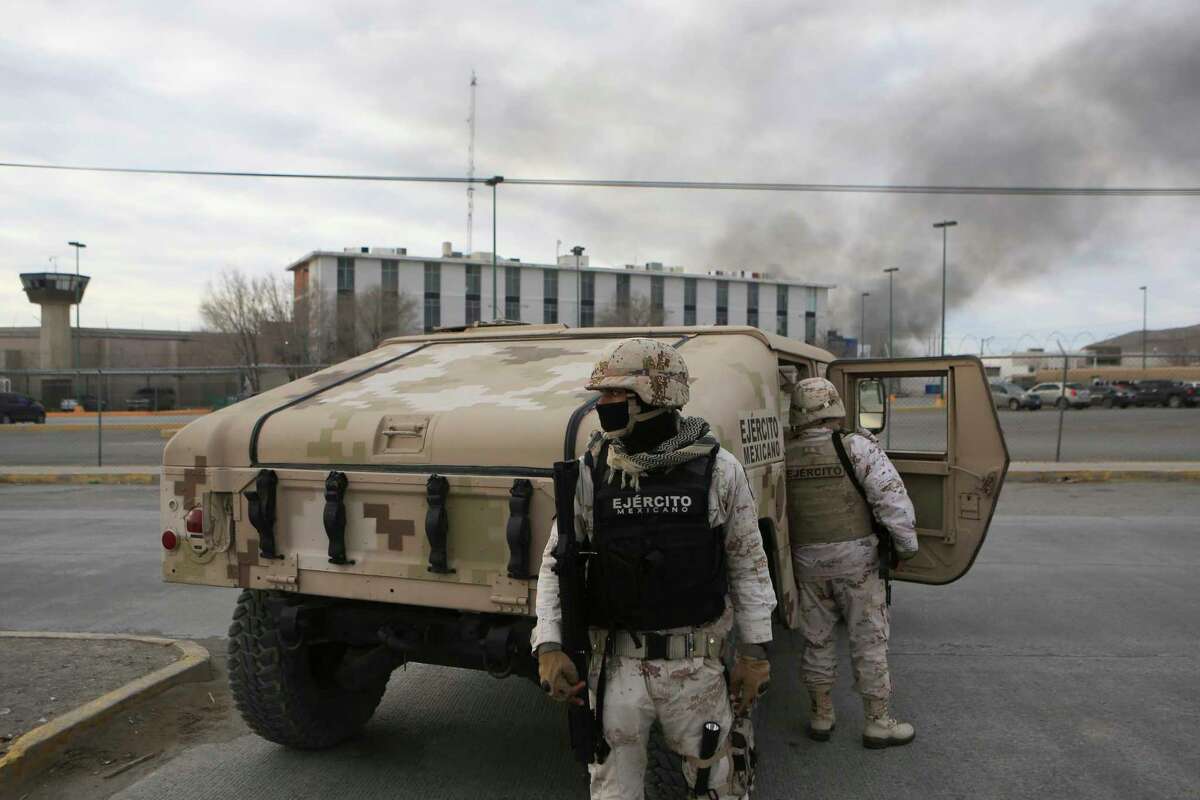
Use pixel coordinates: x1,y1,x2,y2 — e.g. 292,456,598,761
862,697,915,749
806,687,836,742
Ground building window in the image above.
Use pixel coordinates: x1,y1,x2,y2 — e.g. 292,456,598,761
465,264,481,325
380,261,400,338
651,276,664,318
746,283,759,328
716,280,729,326
684,278,696,326
381,260,399,293
543,269,558,323
805,288,817,344
423,262,441,332
337,257,355,294
776,285,788,337
616,274,631,311
581,272,595,327
505,266,521,320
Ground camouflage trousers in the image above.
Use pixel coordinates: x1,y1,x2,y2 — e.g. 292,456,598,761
797,569,892,700
587,654,748,800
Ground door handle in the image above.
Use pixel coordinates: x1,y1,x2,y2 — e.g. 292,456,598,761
382,426,424,437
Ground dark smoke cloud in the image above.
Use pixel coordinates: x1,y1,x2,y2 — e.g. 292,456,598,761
706,5,1200,354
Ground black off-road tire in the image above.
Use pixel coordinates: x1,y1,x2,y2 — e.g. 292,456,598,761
1168,395,1183,409
1008,399,1020,411
227,589,388,749
645,723,689,800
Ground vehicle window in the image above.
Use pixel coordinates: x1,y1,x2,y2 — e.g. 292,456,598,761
862,374,948,454
1066,383,1085,390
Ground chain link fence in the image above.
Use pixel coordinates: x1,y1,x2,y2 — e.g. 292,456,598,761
3,355,1199,467
0,365,324,467
872,354,1200,462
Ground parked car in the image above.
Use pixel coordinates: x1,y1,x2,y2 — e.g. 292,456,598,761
0,392,47,423
58,394,109,412
126,386,177,411
80,394,109,412
1089,382,1136,409
990,381,1042,410
1028,381,1091,409
1133,380,1198,408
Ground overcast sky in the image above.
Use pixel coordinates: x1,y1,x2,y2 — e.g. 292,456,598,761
2,0,1197,355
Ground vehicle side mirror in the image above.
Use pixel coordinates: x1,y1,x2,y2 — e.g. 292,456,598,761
858,378,886,433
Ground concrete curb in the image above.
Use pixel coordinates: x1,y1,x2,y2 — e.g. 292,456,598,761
0,470,159,485
1006,467,1200,483
0,631,211,787
0,423,182,432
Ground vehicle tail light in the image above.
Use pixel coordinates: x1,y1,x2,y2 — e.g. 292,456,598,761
1069,389,1077,397
185,506,203,534
162,529,179,550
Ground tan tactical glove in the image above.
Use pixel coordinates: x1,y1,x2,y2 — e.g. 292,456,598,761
730,654,771,715
538,647,586,705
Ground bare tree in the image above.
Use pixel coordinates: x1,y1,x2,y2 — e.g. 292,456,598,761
596,295,666,327
199,270,296,391
355,286,419,352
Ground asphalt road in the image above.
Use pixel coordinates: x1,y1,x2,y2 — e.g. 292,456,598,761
1,481,1196,799
2,407,1198,466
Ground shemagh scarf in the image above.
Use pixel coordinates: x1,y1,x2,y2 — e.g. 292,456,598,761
588,414,716,491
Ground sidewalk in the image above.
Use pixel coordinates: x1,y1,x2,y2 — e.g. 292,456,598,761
2,463,1199,484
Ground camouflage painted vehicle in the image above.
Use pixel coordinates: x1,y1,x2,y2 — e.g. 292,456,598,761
161,324,1008,755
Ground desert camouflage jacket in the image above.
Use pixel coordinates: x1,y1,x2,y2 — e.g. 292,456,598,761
790,426,918,580
532,446,777,650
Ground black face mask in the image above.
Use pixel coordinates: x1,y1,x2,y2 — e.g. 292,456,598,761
596,400,630,432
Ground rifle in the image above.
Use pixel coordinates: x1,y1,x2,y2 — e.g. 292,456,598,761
830,433,899,605
551,459,598,764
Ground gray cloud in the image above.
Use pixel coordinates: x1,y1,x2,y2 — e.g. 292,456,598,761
703,3,1200,353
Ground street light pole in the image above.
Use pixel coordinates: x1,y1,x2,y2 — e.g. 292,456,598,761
883,268,899,357
933,220,958,356
1139,285,1148,371
485,176,503,318
68,241,87,397
571,246,585,327
859,292,870,358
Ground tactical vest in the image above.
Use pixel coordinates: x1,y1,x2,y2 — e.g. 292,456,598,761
585,441,727,632
785,432,875,546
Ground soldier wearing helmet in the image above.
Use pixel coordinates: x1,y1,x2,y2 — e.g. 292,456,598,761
533,337,776,799
786,377,919,749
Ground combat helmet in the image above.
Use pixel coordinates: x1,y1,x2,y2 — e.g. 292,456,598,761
790,377,846,427
585,338,690,408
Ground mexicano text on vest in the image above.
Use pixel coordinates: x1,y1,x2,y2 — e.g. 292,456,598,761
586,440,727,632
785,432,875,546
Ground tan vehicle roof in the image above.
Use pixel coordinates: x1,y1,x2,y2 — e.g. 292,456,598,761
164,325,833,471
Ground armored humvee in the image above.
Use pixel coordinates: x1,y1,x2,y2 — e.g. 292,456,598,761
161,324,1007,755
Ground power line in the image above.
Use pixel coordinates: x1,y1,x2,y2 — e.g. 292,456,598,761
2,160,1200,196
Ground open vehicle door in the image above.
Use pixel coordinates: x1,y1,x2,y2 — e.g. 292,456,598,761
826,356,1009,585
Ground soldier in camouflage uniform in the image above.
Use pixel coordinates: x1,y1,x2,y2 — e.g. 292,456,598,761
533,337,776,799
786,377,918,749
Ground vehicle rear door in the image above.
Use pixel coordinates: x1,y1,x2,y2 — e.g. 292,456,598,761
826,356,1009,585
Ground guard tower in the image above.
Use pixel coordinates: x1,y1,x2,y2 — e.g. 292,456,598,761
20,272,90,398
